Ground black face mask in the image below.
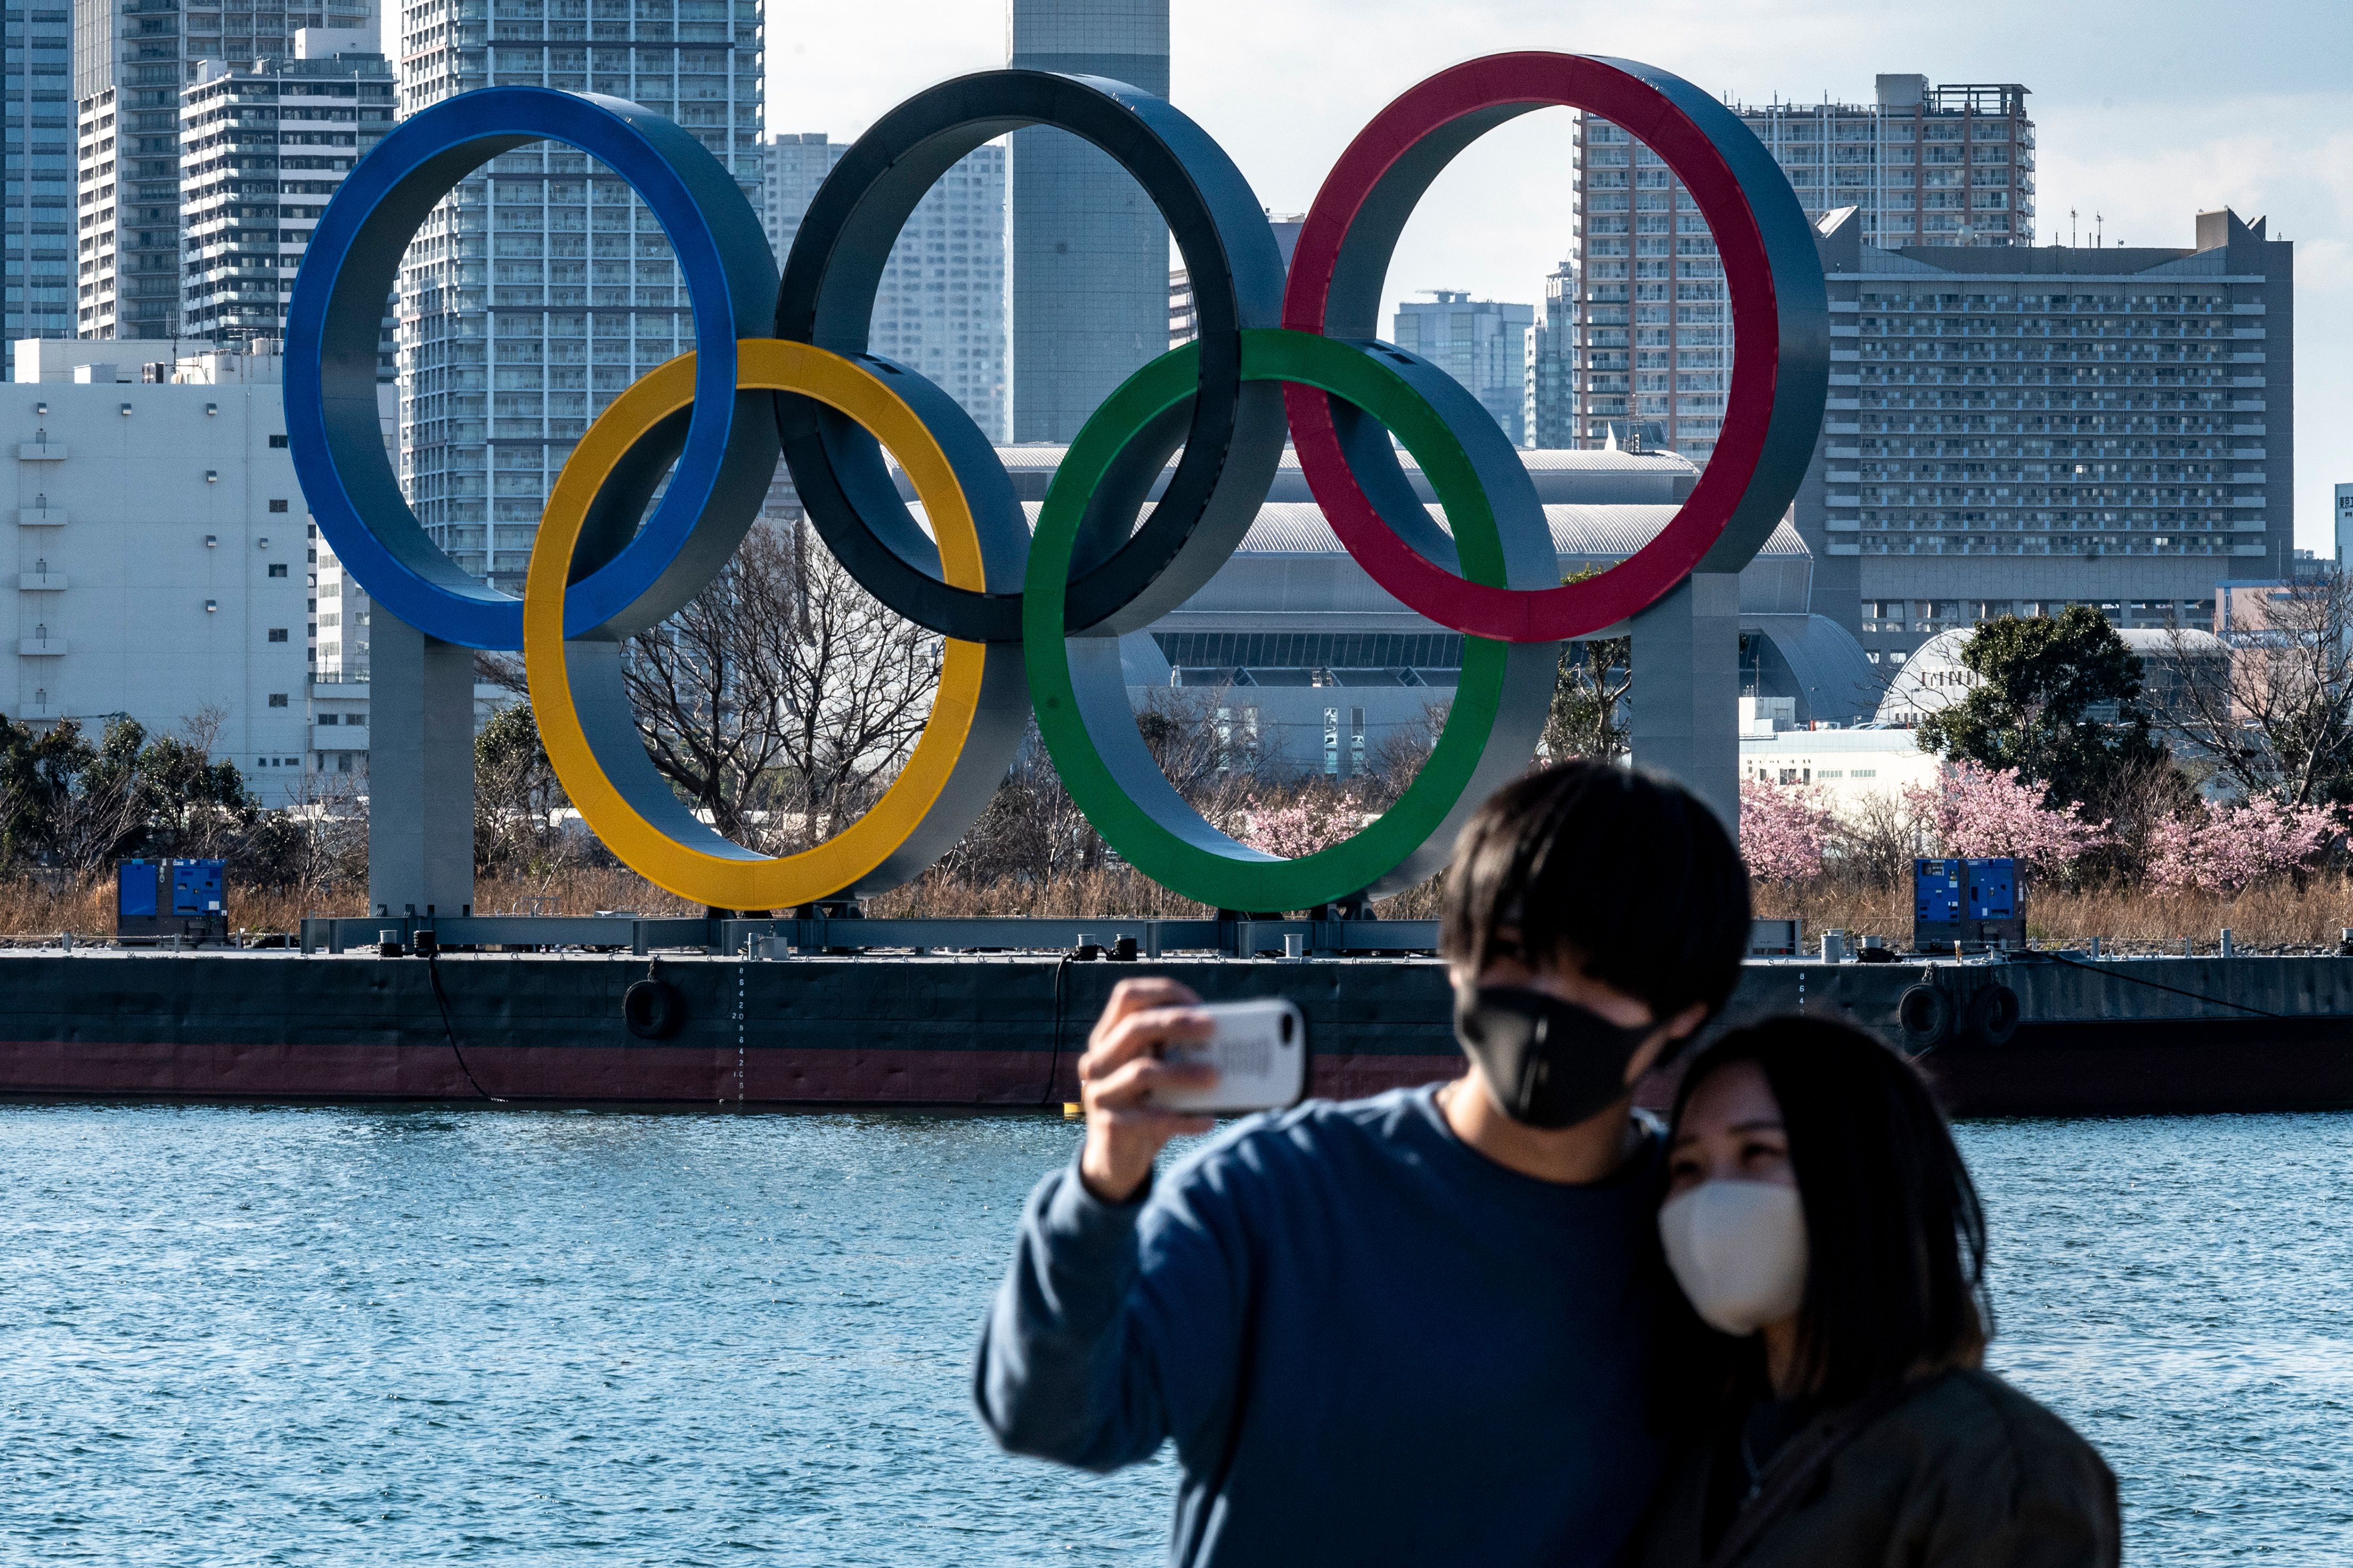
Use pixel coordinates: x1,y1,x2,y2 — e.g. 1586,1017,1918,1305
1452,985,1657,1130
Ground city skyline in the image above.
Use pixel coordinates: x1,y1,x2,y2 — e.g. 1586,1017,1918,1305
770,0,2353,555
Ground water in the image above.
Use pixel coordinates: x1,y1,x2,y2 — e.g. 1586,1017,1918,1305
0,1104,2346,1565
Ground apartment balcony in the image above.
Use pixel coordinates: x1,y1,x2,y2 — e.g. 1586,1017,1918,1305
19,569,66,591
13,505,66,527
17,441,66,461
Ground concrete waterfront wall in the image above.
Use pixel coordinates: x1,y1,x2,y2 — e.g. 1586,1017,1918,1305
1,950,2348,1116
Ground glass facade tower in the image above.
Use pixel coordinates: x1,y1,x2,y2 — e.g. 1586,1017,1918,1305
394,0,764,591
5,6,75,373
1390,291,1534,445
1007,0,1166,443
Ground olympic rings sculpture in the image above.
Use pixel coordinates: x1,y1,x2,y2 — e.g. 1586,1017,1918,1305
285,53,1826,914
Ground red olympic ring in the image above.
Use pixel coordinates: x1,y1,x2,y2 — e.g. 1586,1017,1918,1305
1283,53,1826,642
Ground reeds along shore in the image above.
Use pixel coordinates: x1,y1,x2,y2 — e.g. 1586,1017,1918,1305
2,867,2349,952
0,865,1442,938
1761,873,2353,954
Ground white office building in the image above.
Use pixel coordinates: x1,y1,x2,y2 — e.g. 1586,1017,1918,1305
1739,728,1938,813
4,337,312,802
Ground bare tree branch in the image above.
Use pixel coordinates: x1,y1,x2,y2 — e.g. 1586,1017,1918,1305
2154,579,2353,807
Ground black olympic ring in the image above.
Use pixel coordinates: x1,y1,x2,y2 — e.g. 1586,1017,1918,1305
773,69,1292,642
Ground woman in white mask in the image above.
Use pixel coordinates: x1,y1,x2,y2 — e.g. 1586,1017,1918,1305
1632,1018,2119,1568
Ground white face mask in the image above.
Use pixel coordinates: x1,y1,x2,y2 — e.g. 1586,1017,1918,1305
1657,1179,1810,1337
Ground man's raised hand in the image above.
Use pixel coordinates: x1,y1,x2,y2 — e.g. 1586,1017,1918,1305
1074,978,1219,1203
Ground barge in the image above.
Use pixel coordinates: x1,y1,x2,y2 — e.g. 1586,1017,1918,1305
3,921,2350,1117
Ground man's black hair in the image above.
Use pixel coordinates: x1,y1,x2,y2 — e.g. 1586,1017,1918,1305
1439,760,1751,1029
1670,1018,1992,1405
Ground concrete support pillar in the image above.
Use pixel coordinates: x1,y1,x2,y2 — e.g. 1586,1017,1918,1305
366,612,475,920
1629,571,1741,831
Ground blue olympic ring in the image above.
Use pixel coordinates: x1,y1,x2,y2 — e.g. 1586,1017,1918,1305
284,87,778,650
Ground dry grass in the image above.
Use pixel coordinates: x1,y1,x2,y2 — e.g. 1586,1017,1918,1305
0,858,1451,940
1757,872,2353,955
12,861,2343,951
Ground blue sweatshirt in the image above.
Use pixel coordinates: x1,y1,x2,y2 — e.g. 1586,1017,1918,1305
974,1085,1671,1567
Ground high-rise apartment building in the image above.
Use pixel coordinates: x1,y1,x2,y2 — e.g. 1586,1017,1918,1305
1746,77,2035,250
1571,116,1728,464
1572,75,2036,464
754,129,1008,527
762,132,837,265
179,36,394,352
394,0,764,590
74,0,368,341
1390,291,1534,445
3,8,76,376
1008,0,1167,443
1807,206,2292,665
757,133,1007,444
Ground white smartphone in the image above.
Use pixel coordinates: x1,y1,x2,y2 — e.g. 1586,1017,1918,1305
1152,997,1308,1115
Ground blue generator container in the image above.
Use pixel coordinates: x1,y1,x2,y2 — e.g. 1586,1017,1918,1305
1913,857,2025,952
116,858,228,943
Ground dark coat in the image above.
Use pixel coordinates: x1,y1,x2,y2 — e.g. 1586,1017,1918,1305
1632,1368,2121,1568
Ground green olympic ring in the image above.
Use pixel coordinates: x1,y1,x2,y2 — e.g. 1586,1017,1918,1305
1024,328,1559,911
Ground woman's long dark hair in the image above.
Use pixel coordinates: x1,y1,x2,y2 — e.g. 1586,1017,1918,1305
1669,1017,1992,1407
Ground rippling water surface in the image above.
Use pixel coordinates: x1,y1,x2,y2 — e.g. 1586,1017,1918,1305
0,1103,2346,1565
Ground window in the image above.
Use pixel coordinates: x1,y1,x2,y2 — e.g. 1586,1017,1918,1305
268,693,289,707
267,563,288,578
268,434,288,448
267,628,289,643
268,499,289,513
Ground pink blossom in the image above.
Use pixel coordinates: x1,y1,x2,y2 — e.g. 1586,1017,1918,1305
1238,797,1362,859
1902,761,2107,876
2149,795,2344,894
1739,779,1834,883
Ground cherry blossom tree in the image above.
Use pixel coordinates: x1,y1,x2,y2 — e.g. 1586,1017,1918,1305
2148,795,2344,895
1903,760,2107,877
1236,793,1364,859
1739,779,1834,883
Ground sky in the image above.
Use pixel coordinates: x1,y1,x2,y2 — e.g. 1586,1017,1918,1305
770,0,2353,554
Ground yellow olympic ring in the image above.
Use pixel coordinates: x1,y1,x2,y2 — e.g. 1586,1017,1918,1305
524,338,1023,909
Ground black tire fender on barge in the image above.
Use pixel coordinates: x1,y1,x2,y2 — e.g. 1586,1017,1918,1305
1965,984,2021,1047
623,978,687,1041
1897,984,1953,1051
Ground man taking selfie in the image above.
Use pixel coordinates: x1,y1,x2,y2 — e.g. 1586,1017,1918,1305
974,761,1753,1565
